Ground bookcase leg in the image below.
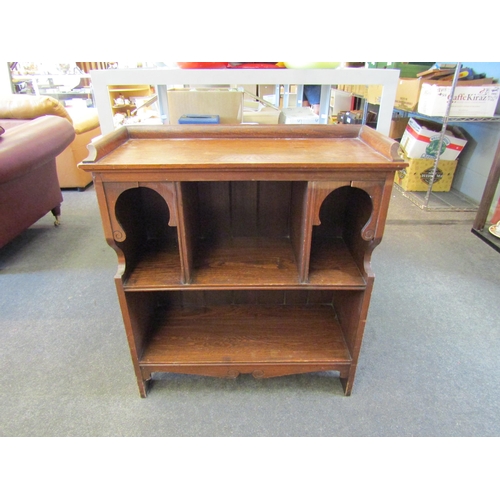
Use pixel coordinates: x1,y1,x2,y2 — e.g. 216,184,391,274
140,380,147,398
340,372,355,396
137,369,152,398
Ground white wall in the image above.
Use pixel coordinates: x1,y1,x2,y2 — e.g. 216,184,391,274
0,63,13,94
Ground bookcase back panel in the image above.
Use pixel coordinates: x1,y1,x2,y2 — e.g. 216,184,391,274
154,290,337,307
193,181,295,240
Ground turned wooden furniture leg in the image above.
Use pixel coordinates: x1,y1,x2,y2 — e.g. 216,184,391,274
51,204,61,226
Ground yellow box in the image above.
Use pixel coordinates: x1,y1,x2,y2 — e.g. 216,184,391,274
395,153,458,192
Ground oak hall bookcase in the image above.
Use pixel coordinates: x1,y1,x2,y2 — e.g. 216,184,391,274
80,124,406,397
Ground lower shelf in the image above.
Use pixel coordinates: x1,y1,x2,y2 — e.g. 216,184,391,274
140,304,352,378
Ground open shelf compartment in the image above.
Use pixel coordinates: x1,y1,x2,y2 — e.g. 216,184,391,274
133,290,354,379
119,181,370,290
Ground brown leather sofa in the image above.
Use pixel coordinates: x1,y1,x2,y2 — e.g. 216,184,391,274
0,94,101,190
0,115,75,248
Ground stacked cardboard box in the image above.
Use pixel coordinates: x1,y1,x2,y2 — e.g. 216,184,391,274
367,77,494,112
418,83,500,117
389,117,409,140
395,118,467,192
400,118,467,161
395,153,460,192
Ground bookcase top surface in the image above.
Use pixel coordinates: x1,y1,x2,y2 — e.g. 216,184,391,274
81,125,406,173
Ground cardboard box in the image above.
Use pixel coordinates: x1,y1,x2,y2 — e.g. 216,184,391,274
400,118,467,161
368,77,494,112
243,108,281,124
395,78,425,111
368,79,424,110
367,85,382,106
395,153,458,192
167,88,243,124
417,83,500,117
337,84,369,99
389,117,409,139
279,107,319,124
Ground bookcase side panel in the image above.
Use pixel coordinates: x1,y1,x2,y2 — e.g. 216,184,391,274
116,287,159,397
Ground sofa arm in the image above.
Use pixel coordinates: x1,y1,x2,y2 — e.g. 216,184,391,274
0,94,73,123
0,116,75,183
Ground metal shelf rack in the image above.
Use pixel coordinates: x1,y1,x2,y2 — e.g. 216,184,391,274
397,63,500,212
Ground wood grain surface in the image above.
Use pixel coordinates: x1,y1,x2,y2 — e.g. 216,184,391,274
141,304,351,366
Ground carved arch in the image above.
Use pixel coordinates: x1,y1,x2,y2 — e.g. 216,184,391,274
103,182,179,243
311,183,374,240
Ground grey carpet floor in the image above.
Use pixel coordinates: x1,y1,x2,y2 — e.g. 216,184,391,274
1,185,499,437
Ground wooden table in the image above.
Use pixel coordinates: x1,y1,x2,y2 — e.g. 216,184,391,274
80,124,406,397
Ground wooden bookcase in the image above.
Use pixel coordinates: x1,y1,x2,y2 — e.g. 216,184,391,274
80,124,406,397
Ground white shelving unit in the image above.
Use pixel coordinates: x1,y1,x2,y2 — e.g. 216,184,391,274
89,68,400,135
